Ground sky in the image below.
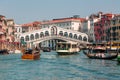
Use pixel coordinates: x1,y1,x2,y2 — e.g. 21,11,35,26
0,0,119,24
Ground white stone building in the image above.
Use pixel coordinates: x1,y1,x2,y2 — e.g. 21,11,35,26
41,16,85,31
82,12,102,42
14,24,22,42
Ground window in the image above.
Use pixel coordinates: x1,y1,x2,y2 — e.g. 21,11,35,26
40,32,44,37
21,37,24,42
35,33,39,39
83,37,87,41
45,31,49,36
25,35,29,41
59,31,63,36
64,32,68,37
30,34,34,40
74,34,77,39
78,35,82,40
69,33,73,38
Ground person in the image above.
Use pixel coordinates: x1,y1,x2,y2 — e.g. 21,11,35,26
35,46,39,51
101,53,105,58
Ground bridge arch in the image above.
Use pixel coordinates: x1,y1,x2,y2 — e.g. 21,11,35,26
59,31,63,36
25,35,29,41
30,34,34,40
35,33,39,39
74,34,77,39
78,35,82,40
45,31,49,36
69,33,73,38
64,32,68,37
83,36,87,41
40,32,44,37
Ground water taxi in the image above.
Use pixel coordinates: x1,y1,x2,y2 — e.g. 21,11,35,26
21,48,40,60
56,41,80,55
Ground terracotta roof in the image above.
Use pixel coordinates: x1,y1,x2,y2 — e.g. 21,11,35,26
102,13,113,17
41,18,85,24
21,17,85,26
22,21,41,27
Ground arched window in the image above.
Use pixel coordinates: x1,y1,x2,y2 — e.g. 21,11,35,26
35,33,39,39
64,32,68,37
78,35,82,40
30,34,34,40
69,33,73,38
40,32,44,37
59,31,63,36
45,31,49,36
74,34,77,39
19,28,21,32
25,35,29,41
20,37,24,42
83,36,87,41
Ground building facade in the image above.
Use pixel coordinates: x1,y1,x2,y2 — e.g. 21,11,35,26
41,16,85,31
82,12,102,42
94,13,114,43
0,15,15,42
110,15,120,41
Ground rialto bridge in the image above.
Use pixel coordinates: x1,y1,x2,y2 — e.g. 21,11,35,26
20,26,89,48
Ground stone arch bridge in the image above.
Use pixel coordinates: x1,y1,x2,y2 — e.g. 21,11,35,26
20,26,89,48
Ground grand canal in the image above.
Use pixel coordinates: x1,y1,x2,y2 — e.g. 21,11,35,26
0,51,120,80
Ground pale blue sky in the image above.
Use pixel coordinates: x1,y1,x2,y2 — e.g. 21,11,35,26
0,0,119,24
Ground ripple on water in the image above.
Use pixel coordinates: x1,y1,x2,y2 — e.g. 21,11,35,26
0,51,120,80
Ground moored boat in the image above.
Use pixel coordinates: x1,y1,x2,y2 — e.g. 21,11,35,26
0,49,9,55
21,48,40,60
42,47,51,52
56,41,80,55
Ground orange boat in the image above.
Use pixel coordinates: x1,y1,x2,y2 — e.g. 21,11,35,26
21,48,40,60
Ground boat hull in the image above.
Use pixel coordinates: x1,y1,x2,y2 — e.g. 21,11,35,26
57,52,78,55
117,55,120,63
56,49,79,55
21,52,40,60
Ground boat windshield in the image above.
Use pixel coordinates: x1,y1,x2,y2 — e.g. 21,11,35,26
57,43,70,50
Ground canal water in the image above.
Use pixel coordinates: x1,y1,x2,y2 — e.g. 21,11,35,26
0,51,120,80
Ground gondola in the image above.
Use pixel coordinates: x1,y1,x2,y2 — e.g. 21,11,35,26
83,47,118,60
